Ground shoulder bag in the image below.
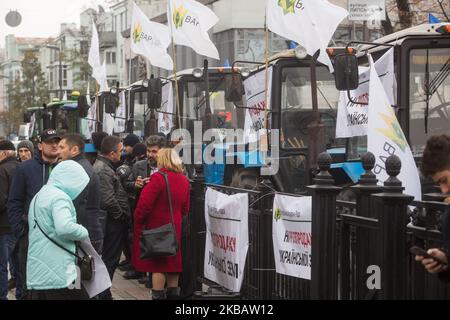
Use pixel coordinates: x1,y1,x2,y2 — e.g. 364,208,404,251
33,197,94,281
140,171,179,259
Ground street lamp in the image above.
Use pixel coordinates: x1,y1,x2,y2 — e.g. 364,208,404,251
45,44,63,100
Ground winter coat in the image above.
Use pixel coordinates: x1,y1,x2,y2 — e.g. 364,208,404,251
7,152,57,237
123,159,158,200
72,153,104,244
27,160,89,290
0,156,19,235
93,156,130,221
132,168,190,273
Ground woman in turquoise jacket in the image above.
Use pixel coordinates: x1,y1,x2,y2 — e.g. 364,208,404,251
27,160,90,300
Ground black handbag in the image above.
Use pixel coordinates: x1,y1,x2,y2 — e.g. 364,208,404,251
33,197,94,281
140,171,179,259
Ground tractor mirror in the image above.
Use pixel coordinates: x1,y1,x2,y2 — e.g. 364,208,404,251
23,112,31,123
334,53,359,91
225,73,245,103
77,95,90,118
148,78,162,109
104,93,118,114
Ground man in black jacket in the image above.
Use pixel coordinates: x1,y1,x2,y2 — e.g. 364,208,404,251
124,135,166,198
57,133,104,253
415,134,450,280
93,135,129,300
0,141,20,300
7,129,60,299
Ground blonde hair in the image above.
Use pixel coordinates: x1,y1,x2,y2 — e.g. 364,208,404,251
157,148,183,173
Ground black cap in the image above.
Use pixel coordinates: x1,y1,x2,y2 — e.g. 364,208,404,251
123,134,140,147
39,129,61,143
0,140,15,151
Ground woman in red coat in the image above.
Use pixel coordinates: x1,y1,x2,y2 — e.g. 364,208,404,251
131,148,190,300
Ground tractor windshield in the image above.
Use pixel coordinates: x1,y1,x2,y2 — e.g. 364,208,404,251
182,74,246,135
280,66,343,149
409,48,450,156
132,90,147,137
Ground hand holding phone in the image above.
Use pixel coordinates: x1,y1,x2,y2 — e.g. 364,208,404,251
410,246,448,266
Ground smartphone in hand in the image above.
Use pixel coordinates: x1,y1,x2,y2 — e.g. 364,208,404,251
410,246,448,266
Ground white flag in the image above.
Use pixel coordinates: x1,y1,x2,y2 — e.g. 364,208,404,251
62,91,68,101
131,2,173,70
168,0,219,60
336,48,395,138
88,23,103,84
86,82,97,138
99,62,109,92
88,22,109,91
266,0,348,72
367,56,421,201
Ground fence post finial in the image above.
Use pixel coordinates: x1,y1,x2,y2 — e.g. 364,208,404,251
315,152,334,185
384,154,404,192
359,152,377,186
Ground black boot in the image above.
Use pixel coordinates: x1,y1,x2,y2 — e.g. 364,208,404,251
151,289,166,300
166,287,181,300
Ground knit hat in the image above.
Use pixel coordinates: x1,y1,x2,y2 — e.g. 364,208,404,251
17,140,34,153
132,143,147,160
123,134,140,147
0,140,15,151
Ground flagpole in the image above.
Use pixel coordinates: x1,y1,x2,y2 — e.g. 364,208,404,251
262,14,270,152
263,22,269,131
95,82,100,132
168,2,182,131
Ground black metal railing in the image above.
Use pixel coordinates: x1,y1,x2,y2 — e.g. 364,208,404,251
185,151,449,300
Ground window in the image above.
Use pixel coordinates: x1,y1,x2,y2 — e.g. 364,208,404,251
409,48,450,156
106,52,116,64
62,66,68,87
280,66,341,149
80,41,88,55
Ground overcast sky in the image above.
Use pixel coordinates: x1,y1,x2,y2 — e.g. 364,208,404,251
0,0,111,47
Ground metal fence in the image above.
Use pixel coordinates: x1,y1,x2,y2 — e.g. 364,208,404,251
185,152,449,300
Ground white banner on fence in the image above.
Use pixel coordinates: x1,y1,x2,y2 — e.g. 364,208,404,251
272,194,312,280
243,67,272,143
204,188,249,292
336,48,395,138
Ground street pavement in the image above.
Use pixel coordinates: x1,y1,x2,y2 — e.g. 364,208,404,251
7,267,151,300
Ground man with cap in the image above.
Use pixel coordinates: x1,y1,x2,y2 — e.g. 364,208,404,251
122,134,140,166
17,140,34,162
7,129,61,299
0,141,20,300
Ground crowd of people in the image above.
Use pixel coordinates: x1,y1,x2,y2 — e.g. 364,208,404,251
0,130,190,300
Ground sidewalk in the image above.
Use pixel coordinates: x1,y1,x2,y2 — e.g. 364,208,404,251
7,269,151,300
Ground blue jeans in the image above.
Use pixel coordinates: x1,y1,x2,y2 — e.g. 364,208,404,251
0,234,22,300
0,234,9,300
7,234,22,299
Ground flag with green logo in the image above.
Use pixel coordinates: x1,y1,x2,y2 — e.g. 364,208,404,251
131,2,173,70
266,0,348,72
367,55,422,201
168,0,219,60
